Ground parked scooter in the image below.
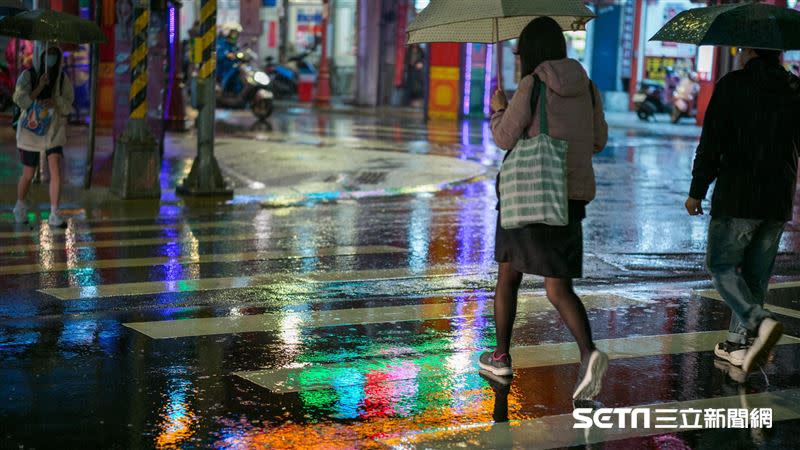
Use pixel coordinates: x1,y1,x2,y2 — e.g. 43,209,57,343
216,48,274,121
671,72,700,123
633,80,669,121
263,51,317,99
264,56,296,99
670,72,700,124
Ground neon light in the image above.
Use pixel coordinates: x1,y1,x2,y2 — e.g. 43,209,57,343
483,44,493,117
463,44,473,116
164,5,177,121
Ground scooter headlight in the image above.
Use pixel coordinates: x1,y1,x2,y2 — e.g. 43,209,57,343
253,71,271,86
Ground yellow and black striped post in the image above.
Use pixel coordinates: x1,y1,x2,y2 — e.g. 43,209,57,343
129,5,149,121
198,0,216,82
177,0,231,196
111,0,161,199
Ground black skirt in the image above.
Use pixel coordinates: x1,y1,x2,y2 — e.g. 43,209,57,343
495,200,586,279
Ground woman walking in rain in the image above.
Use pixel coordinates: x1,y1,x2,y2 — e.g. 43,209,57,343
12,46,74,227
479,17,609,401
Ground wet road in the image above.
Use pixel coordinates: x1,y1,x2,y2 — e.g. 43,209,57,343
1,108,800,449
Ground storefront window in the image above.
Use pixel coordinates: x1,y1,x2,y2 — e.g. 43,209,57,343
643,0,698,84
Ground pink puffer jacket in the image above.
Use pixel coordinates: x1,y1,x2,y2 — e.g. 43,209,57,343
491,58,608,202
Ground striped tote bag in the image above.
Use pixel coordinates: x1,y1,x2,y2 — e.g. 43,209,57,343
499,82,569,229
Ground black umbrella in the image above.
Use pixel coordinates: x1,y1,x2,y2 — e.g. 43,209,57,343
0,8,106,44
0,0,26,17
650,3,800,51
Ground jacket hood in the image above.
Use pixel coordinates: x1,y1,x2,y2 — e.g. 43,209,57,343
533,58,590,97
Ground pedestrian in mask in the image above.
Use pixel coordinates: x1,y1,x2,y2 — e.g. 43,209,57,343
12,46,74,227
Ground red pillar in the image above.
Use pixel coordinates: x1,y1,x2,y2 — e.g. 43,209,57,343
97,0,115,128
627,0,643,111
314,0,331,106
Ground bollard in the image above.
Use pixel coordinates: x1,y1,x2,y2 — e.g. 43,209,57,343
177,0,232,196
110,0,161,199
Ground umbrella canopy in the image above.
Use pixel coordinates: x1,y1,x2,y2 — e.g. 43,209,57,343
407,0,595,44
0,8,106,44
650,3,800,51
0,0,26,17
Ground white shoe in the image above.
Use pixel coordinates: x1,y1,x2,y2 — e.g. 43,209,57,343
742,318,783,373
48,211,65,227
573,350,609,400
714,341,747,367
13,201,29,224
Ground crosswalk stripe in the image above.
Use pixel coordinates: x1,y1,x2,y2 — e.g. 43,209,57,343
0,231,299,254
123,294,639,339
48,274,295,300
39,265,495,300
378,388,800,448
0,245,407,275
696,283,800,319
0,221,252,238
235,331,800,394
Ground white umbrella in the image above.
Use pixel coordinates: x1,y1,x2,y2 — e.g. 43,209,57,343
407,0,595,44
407,0,595,87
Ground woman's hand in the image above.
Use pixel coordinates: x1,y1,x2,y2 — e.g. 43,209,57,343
491,88,508,112
32,73,49,98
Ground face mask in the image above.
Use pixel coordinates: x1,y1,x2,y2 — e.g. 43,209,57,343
46,54,58,68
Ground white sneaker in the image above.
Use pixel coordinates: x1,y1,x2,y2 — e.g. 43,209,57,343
572,350,609,400
48,211,65,227
13,201,28,224
714,341,747,367
742,318,783,373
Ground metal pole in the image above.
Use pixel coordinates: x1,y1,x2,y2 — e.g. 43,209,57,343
177,0,231,196
84,0,101,189
110,0,161,199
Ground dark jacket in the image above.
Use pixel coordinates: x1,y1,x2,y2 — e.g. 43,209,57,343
690,57,800,221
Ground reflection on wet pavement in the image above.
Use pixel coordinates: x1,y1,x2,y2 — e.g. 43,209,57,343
1,112,799,448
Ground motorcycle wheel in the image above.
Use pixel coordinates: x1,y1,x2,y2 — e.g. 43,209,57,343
637,101,655,121
252,97,273,121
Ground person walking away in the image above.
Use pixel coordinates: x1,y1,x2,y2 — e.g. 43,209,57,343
12,46,74,227
405,44,426,107
686,47,800,374
478,17,609,401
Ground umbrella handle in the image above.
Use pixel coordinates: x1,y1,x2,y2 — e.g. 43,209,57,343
494,18,502,91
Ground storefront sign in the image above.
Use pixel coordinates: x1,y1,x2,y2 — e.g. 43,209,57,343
427,43,461,120
645,56,694,81
620,0,635,78
644,1,696,59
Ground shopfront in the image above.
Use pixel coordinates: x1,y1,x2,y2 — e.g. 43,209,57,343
643,1,697,84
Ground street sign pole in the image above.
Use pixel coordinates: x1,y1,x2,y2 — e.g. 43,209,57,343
177,0,231,196
110,0,161,198
84,0,101,189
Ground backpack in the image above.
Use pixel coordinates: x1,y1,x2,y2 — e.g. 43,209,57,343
11,67,64,130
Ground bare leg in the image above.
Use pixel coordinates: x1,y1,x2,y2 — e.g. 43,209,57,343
17,165,36,201
544,277,595,360
493,262,523,356
47,153,62,211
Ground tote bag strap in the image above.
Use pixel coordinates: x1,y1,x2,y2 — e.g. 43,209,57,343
524,75,545,139
537,82,548,135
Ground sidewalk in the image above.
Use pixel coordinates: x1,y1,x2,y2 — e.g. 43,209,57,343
605,111,702,138
0,119,486,219
274,101,703,138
